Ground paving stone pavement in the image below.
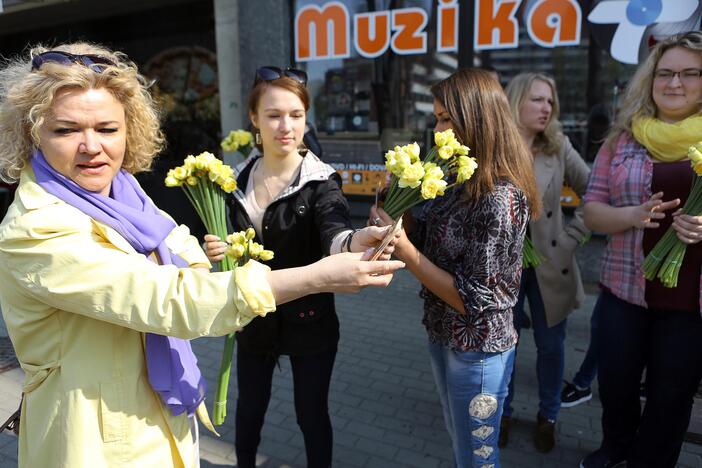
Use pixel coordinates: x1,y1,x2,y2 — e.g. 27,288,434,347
1,256,701,467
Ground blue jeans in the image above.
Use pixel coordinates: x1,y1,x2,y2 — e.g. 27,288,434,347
504,268,567,421
571,293,602,389
428,341,515,468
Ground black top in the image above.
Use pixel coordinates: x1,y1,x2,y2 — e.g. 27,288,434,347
643,160,702,311
227,152,352,356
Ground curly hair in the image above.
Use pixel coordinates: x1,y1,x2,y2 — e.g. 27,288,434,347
0,42,164,183
505,72,564,156
606,30,702,150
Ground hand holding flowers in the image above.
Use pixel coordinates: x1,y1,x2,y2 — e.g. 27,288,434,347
381,129,476,220
643,142,702,287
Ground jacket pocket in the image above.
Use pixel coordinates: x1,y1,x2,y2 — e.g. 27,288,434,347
99,380,126,443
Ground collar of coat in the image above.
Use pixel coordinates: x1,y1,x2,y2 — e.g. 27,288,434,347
232,149,336,205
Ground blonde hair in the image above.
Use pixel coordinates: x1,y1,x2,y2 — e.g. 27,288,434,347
606,30,702,149
0,42,164,183
431,69,541,217
505,72,563,156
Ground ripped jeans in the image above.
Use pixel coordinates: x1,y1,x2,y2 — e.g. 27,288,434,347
428,341,515,468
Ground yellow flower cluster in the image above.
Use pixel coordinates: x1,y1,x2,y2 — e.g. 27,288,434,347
225,228,274,262
434,129,470,159
457,155,479,183
688,142,702,176
420,162,446,199
221,129,254,153
385,142,421,183
165,152,238,193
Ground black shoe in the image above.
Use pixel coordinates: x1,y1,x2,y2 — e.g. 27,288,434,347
561,381,592,408
533,412,556,453
579,449,626,468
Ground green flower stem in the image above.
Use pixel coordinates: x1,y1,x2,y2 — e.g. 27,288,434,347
212,333,236,425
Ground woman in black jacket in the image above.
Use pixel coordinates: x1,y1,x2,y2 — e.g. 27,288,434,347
205,66,393,468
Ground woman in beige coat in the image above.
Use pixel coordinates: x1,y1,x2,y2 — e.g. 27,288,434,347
498,72,591,453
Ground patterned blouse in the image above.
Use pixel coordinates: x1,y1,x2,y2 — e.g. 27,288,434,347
413,179,528,352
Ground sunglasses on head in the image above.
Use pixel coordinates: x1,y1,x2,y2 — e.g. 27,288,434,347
255,66,307,86
31,51,116,73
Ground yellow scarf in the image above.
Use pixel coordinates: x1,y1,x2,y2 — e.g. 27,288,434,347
631,115,702,162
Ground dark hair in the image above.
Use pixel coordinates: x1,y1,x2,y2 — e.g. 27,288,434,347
247,76,311,152
431,69,541,217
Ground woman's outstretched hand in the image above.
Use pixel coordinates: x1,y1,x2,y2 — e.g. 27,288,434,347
267,251,405,304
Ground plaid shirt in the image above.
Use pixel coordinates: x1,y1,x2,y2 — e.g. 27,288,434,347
584,134,702,310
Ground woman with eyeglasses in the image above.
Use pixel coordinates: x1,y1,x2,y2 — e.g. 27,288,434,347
202,66,397,468
0,43,403,468
579,31,702,468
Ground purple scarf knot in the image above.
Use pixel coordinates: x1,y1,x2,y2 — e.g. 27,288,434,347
31,149,206,416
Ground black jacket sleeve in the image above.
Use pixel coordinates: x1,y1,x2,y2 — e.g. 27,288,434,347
313,173,353,255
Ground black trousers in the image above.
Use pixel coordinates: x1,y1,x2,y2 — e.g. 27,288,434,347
234,344,337,468
597,290,702,468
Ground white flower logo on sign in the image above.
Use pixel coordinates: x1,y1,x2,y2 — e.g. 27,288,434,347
588,0,700,64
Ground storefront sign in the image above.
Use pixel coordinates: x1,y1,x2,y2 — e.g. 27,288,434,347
295,0,699,64
589,0,700,64
295,0,582,62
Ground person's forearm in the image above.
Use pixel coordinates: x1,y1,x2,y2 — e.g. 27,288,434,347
266,266,321,305
584,202,634,234
400,243,465,313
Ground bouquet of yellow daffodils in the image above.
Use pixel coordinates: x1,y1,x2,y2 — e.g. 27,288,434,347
381,129,477,220
643,142,702,288
165,151,240,425
225,228,275,264
221,129,254,157
204,228,274,425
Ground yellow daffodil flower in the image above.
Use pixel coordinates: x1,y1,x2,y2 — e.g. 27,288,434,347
259,250,274,261
434,129,455,147
421,177,447,199
438,146,454,160
457,157,478,183
398,161,425,189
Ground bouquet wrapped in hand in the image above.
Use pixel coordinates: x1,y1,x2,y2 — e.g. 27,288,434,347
165,152,240,425
643,142,702,288
381,129,477,220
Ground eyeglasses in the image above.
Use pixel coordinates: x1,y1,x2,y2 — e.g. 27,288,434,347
31,51,116,73
653,68,702,83
255,66,307,86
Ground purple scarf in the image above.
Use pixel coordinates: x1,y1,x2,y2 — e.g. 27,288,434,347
30,149,206,416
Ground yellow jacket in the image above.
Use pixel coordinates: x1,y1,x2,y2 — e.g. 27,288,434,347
0,169,275,467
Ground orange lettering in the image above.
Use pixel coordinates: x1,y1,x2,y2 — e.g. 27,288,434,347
355,12,391,58
527,0,581,47
295,1,350,61
391,8,428,55
474,0,521,50
438,0,459,52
